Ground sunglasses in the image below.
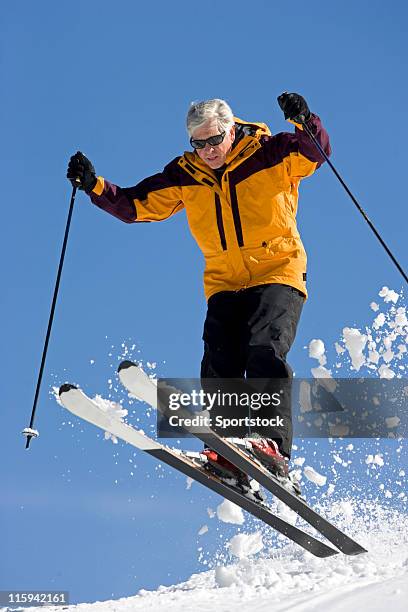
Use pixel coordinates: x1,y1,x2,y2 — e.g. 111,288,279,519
190,131,226,149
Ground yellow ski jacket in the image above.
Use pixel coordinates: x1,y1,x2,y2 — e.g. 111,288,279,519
90,115,331,300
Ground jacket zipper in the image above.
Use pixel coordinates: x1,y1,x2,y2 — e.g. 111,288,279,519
228,179,244,247
225,142,258,248
214,193,227,251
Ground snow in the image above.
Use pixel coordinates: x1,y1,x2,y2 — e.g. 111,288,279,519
328,423,350,437
299,381,313,413
310,286,407,385
216,499,245,525
330,500,354,522
365,454,384,467
86,395,128,444
378,363,395,379
303,465,327,487
227,531,264,559
311,364,332,378
395,308,407,327
373,312,386,329
342,327,367,370
18,511,408,611
308,338,326,364
334,341,345,354
274,499,299,525
385,416,401,428
214,564,241,587
379,286,399,304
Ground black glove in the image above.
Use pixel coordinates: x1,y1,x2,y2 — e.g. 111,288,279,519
67,151,97,192
277,92,311,124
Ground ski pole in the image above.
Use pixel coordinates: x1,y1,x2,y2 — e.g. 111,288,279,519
302,121,408,285
23,182,79,449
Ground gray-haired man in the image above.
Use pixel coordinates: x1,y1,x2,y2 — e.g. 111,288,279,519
67,94,331,493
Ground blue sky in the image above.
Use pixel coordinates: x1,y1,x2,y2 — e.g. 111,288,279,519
2,0,407,605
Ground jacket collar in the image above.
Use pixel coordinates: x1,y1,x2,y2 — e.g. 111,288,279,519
179,117,271,182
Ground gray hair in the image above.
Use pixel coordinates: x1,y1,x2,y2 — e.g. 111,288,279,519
186,99,234,136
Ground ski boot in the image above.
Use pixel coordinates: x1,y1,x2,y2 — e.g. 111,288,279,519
201,449,265,503
236,437,303,498
246,438,288,477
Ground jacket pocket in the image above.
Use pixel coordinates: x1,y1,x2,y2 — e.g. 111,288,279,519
203,253,230,285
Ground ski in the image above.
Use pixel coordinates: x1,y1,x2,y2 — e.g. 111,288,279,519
118,360,367,556
58,383,338,558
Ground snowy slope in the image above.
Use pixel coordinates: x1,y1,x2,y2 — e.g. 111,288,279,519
6,512,408,612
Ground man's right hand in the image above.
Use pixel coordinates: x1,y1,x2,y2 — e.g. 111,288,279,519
67,151,97,192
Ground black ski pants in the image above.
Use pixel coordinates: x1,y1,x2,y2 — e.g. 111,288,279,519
200,283,304,458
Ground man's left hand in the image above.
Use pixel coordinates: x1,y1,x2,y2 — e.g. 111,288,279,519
278,92,311,124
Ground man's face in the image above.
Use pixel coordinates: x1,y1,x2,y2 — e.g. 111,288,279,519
192,119,235,169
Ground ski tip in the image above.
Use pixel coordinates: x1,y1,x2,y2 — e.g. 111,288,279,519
347,544,368,555
118,360,138,373
59,383,78,396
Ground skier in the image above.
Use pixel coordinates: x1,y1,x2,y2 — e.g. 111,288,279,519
67,93,331,490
